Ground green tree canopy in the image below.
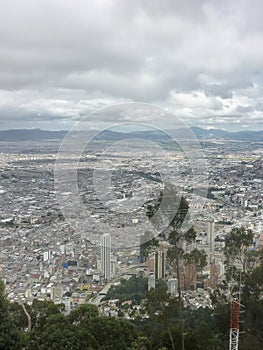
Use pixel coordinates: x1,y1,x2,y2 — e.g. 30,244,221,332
224,226,254,275
0,281,25,349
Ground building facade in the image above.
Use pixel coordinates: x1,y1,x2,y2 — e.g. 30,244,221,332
101,233,111,282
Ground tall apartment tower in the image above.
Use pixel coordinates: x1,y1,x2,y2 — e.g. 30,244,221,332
207,219,215,263
154,243,166,279
183,263,197,290
101,233,111,282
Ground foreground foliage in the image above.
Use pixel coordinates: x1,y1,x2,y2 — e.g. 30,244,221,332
1,270,263,349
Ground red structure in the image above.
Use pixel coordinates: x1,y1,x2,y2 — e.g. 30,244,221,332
229,297,241,350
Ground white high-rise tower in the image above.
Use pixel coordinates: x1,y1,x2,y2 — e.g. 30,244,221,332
101,234,111,282
207,219,215,263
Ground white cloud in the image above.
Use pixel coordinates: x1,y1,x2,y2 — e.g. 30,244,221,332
0,0,262,130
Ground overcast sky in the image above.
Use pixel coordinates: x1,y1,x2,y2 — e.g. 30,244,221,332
0,0,263,131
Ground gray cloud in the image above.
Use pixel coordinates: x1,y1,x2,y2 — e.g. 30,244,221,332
236,105,254,113
0,0,263,130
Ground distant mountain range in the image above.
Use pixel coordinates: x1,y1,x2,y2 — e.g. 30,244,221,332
0,129,67,141
190,127,263,141
0,127,262,142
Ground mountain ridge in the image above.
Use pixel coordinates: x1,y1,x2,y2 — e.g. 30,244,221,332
0,127,262,142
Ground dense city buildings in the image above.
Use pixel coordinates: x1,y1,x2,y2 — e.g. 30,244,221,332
0,130,262,314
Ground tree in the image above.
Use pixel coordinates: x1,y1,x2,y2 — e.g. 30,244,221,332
27,301,143,350
27,299,64,330
166,196,199,350
84,317,139,350
215,227,263,349
0,281,25,349
184,248,207,271
9,302,29,331
144,184,208,350
243,263,263,302
69,303,99,324
140,232,159,262
28,313,79,350
224,226,254,279
145,284,169,318
129,335,151,350
104,275,148,304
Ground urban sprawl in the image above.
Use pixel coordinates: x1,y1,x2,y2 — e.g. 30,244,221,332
0,135,262,318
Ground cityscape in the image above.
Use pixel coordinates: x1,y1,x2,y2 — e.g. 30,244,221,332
1,0,263,349
0,129,262,316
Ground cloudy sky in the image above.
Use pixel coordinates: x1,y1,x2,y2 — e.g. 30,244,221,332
0,0,263,131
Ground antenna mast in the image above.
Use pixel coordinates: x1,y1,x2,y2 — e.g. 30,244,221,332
229,274,242,350
229,296,241,350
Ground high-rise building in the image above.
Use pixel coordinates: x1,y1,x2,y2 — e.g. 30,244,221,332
168,278,178,296
101,234,111,282
111,257,117,278
154,243,166,279
183,263,197,290
147,254,155,273
207,219,215,262
210,262,219,287
204,262,219,289
139,235,146,263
